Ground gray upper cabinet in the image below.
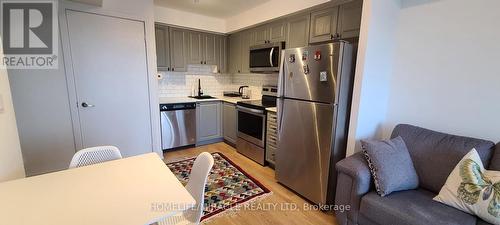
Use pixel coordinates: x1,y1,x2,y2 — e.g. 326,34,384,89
196,101,222,142
156,1,361,73
204,34,219,66
286,14,310,48
222,102,237,144
251,21,286,45
229,33,241,73
240,31,253,73
252,25,269,45
169,28,187,72
218,36,227,73
309,7,339,44
269,20,287,43
187,32,204,65
338,0,363,39
228,31,251,73
155,25,170,71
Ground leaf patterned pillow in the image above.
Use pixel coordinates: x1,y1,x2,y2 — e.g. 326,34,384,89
434,149,500,224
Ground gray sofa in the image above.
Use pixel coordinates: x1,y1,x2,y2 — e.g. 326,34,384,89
335,124,500,225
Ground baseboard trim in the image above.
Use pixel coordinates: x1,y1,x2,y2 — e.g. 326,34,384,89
196,138,224,146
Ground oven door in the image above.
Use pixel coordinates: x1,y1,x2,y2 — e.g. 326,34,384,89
237,105,266,147
250,42,283,73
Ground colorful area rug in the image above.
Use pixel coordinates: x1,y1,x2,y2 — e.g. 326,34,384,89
166,152,272,223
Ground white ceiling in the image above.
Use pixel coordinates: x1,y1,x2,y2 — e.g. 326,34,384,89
154,0,270,19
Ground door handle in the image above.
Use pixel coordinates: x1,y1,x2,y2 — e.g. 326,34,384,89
81,102,95,108
236,105,264,115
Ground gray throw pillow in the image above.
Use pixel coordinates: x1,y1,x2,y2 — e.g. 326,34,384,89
361,136,419,196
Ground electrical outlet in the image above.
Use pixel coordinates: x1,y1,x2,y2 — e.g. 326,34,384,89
0,94,4,113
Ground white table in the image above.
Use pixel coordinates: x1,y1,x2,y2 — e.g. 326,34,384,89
0,153,195,225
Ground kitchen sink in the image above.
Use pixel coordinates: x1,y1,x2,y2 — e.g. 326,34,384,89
223,93,242,97
189,95,216,99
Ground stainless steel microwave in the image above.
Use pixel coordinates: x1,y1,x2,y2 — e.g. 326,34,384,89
249,42,285,73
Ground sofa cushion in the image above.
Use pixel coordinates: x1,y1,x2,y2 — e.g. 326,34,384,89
434,149,500,224
361,136,419,196
489,142,500,171
359,189,477,225
477,219,493,225
391,124,495,193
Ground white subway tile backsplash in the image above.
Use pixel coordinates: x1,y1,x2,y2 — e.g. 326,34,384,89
158,65,279,98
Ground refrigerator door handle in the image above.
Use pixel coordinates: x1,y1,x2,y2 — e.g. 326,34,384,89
277,50,286,98
277,98,284,137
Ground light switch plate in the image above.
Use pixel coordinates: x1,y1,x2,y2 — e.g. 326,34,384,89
0,94,4,113
320,71,328,82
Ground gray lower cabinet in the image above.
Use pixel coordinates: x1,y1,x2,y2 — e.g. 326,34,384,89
266,111,278,166
338,0,363,39
222,102,237,144
196,101,222,143
286,14,311,48
309,6,340,44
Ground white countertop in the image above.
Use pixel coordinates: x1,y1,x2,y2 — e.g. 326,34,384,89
159,96,261,105
266,107,277,113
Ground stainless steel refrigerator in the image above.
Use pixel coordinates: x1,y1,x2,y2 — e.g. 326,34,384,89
276,42,354,205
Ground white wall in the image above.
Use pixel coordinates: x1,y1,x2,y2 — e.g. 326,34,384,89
346,0,401,156
155,6,226,33
0,41,25,182
226,0,329,32
385,0,500,142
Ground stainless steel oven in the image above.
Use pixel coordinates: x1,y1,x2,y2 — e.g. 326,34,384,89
237,105,266,147
249,42,285,73
236,105,266,165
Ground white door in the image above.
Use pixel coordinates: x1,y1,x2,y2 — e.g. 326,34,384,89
66,10,152,156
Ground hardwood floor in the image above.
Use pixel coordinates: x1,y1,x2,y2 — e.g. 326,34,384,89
164,142,338,225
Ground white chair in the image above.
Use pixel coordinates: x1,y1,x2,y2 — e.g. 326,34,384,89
69,146,122,169
158,152,214,225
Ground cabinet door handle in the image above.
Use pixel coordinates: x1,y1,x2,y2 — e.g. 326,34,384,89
167,67,170,71
172,68,175,71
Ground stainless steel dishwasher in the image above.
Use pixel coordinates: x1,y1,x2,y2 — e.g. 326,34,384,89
160,102,196,150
